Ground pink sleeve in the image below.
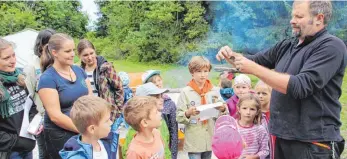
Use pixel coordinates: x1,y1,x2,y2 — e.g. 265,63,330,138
226,99,236,117
257,126,270,159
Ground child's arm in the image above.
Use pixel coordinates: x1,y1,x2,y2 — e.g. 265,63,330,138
214,91,229,116
256,126,270,159
176,90,191,125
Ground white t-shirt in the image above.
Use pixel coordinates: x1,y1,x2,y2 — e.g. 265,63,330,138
86,71,99,96
93,140,108,159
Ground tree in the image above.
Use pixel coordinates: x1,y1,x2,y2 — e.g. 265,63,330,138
31,1,88,38
94,1,209,63
0,2,38,36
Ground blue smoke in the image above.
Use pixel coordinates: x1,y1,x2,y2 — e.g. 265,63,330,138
178,1,347,65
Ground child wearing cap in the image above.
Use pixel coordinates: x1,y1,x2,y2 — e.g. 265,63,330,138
122,82,171,159
227,74,252,118
142,70,178,159
176,56,227,159
124,96,165,159
118,71,133,104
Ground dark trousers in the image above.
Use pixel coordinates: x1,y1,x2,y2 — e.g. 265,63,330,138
188,151,212,159
36,131,48,159
274,137,345,159
44,129,77,159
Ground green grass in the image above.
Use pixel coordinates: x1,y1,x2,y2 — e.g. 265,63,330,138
340,70,347,158
111,60,177,73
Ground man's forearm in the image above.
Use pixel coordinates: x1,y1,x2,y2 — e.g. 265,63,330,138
252,64,290,94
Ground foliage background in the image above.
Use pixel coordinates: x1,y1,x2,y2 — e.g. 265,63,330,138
1,1,347,156
1,1,346,64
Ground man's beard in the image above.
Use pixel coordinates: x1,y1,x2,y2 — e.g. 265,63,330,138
292,29,301,38
292,19,313,38
292,24,301,37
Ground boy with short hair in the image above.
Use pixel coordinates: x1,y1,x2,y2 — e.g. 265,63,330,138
176,56,227,159
122,82,171,159
59,95,116,159
124,96,165,159
142,70,178,159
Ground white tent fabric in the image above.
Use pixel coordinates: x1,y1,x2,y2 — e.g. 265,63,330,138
3,29,38,68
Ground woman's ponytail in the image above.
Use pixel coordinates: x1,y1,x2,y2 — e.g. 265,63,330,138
40,33,73,72
40,44,54,72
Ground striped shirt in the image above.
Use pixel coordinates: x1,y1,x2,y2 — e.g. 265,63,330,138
87,71,98,96
237,121,269,159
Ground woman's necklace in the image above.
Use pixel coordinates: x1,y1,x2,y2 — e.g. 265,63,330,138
56,67,74,82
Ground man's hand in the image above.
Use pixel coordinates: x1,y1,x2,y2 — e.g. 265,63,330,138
217,46,239,67
234,54,258,74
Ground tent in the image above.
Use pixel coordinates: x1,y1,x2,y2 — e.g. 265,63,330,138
3,29,38,68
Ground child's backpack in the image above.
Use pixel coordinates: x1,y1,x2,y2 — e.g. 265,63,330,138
212,115,243,159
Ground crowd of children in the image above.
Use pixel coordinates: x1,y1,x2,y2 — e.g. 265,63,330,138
55,55,274,159
1,44,273,159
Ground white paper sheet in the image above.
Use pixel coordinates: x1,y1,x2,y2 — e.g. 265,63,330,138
19,95,35,140
196,102,223,121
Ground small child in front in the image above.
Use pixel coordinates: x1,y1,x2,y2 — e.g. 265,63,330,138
124,96,165,159
59,95,114,159
237,94,269,159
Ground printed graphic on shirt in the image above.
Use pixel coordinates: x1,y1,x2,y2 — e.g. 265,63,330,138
149,147,164,159
8,85,26,116
190,101,195,106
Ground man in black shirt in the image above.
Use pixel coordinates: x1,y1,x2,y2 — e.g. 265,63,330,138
217,1,347,158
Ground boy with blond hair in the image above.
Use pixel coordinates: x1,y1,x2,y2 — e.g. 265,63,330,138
59,95,117,159
176,56,227,159
124,96,165,159
122,82,170,158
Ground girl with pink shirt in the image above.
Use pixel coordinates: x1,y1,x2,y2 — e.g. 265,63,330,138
237,94,269,159
227,74,252,118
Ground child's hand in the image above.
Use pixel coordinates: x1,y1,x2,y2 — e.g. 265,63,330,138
215,104,226,112
185,107,200,118
35,125,44,135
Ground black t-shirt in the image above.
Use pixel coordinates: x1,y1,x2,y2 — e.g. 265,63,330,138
0,83,36,152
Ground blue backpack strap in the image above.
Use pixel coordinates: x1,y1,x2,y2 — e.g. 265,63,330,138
110,114,129,153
